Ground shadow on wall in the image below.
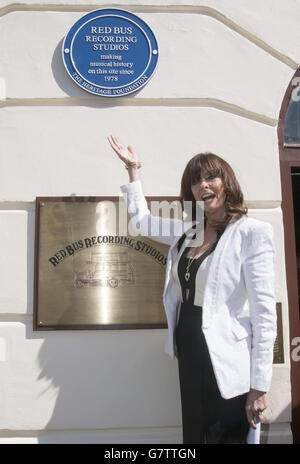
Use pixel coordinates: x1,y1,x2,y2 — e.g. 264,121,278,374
52,39,90,99
29,328,181,444
260,408,293,444
28,254,180,442
32,329,141,435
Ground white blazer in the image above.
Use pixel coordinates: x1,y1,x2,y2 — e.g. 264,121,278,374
121,180,277,400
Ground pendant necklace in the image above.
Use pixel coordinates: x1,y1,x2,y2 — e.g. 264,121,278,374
185,256,196,282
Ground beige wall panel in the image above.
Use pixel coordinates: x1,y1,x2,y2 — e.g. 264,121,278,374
0,322,181,430
0,423,293,444
0,106,280,201
0,210,34,314
268,366,292,424
1,0,300,69
0,10,292,119
0,427,182,444
189,0,300,65
263,423,293,444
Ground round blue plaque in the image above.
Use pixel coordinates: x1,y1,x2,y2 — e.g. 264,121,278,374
62,8,159,97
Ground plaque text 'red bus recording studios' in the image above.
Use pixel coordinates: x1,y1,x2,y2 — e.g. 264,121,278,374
34,199,168,330
63,8,159,97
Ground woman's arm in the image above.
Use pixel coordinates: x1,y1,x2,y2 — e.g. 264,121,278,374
108,135,141,183
107,136,187,246
242,222,277,428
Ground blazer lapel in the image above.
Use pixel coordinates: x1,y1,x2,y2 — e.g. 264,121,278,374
163,220,194,296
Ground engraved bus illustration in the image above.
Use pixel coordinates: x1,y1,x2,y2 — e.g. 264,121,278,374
74,251,134,288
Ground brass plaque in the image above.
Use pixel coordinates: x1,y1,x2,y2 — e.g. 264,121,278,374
33,197,171,330
273,302,284,363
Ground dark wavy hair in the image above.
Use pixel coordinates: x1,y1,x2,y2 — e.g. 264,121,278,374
180,152,248,231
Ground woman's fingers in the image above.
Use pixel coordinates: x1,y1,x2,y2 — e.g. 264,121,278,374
107,135,137,166
107,135,120,153
245,389,267,429
245,406,257,429
246,409,258,430
111,135,122,150
246,405,264,429
127,145,137,160
107,135,125,159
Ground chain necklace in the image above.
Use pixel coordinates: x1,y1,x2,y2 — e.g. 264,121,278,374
185,256,196,282
183,223,225,283
184,239,216,282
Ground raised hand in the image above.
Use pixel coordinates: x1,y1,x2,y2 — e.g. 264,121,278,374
107,135,139,167
107,135,141,182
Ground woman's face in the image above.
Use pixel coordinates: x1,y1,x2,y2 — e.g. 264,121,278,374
191,170,226,215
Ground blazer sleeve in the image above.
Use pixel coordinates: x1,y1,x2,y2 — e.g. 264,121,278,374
242,221,277,392
120,180,186,246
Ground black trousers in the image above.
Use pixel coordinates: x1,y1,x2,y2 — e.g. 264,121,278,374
175,302,249,444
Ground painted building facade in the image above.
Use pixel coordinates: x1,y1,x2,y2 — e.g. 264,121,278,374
0,0,299,444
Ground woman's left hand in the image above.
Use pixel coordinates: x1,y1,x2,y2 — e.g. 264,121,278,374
245,388,267,429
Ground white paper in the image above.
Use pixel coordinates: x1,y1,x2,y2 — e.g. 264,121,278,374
247,419,261,444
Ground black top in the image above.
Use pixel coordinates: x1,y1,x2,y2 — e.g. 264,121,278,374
177,243,217,304
177,227,225,305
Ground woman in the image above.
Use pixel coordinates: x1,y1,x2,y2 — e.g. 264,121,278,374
108,135,277,444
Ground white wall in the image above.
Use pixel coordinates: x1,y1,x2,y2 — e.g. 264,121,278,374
0,0,296,443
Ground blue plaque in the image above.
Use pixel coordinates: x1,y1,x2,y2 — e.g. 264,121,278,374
62,8,159,97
